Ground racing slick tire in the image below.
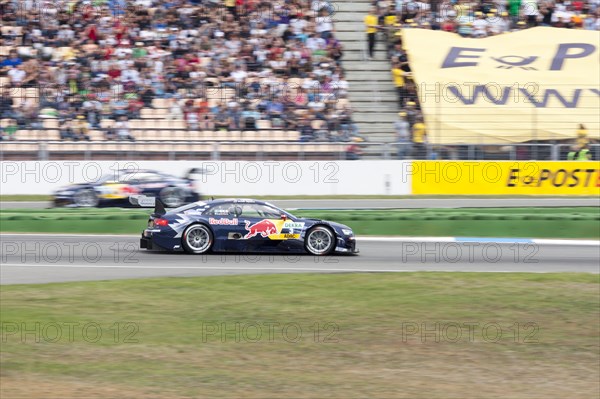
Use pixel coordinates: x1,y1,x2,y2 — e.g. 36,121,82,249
160,187,186,208
182,224,214,254
304,226,335,256
73,189,99,207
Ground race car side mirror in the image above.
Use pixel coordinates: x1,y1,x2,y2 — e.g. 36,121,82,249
281,214,287,220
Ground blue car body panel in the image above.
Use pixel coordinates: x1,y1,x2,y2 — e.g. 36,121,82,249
140,199,358,255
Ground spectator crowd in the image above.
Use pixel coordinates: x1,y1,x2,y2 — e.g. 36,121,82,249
0,0,362,143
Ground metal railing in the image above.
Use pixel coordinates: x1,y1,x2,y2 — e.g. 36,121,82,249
1,140,598,161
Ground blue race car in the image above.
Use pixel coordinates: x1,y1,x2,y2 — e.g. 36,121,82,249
134,196,358,256
53,169,201,208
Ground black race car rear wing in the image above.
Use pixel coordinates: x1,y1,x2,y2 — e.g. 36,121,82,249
184,168,205,181
129,195,166,216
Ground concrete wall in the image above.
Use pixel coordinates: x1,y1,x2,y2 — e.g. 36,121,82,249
0,161,412,196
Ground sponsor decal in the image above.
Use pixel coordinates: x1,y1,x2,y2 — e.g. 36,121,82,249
283,221,305,229
412,161,600,195
244,219,278,238
97,183,136,199
506,168,599,188
209,218,238,225
243,219,304,240
402,28,600,145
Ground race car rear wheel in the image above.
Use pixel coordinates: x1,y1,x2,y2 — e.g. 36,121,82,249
73,189,99,207
305,226,335,256
182,224,213,254
160,187,186,208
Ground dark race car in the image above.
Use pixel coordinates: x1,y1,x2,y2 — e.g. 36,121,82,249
134,196,359,256
53,169,201,208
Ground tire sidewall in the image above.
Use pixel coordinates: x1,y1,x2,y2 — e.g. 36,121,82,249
74,189,99,207
305,226,335,256
182,223,214,254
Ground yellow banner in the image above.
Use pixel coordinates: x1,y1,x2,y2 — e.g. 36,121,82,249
402,28,600,145
412,161,600,195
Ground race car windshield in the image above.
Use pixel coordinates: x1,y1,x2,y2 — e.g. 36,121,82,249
96,173,134,184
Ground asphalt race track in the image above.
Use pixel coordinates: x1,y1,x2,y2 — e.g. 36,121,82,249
1,234,598,284
1,197,600,210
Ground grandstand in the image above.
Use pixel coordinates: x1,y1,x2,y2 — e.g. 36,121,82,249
0,0,599,160
0,0,361,160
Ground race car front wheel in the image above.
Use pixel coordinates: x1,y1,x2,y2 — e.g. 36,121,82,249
73,189,99,207
182,224,213,254
305,226,335,256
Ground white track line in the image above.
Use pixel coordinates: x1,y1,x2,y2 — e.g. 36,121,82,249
0,263,580,274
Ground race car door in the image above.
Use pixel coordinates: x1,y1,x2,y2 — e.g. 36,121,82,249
236,203,297,251
203,203,247,249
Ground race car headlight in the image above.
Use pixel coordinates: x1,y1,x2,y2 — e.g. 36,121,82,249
341,229,353,236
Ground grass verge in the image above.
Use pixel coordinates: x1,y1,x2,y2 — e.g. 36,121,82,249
1,273,598,399
2,194,600,201
1,207,599,238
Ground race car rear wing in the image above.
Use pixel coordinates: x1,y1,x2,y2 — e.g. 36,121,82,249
129,195,166,216
184,167,205,181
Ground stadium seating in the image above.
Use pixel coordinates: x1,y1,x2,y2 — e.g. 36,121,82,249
0,0,357,159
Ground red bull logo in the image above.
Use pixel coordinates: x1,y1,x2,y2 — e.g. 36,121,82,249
244,219,278,239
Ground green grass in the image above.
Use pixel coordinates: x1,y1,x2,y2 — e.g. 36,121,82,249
2,194,600,201
1,207,599,238
1,273,598,398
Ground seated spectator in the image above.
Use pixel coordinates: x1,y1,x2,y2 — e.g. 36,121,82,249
316,8,334,39
0,89,15,119
241,102,260,130
114,116,136,141
2,120,18,140
59,118,76,140
8,65,26,87
105,127,117,141
283,109,298,130
298,118,315,142
345,137,364,160
73,116,91,141
110,97,130,119
168,98,184,120
186,107,200,130
141,85,156,108
214,105,231,131
200,112,215,131
228,103,242,130
1,50,22,68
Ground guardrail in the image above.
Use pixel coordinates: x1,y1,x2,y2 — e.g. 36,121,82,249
1,140,597,161
0,141,349,161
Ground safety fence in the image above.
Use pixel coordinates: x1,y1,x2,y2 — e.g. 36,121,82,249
1,140,598,162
